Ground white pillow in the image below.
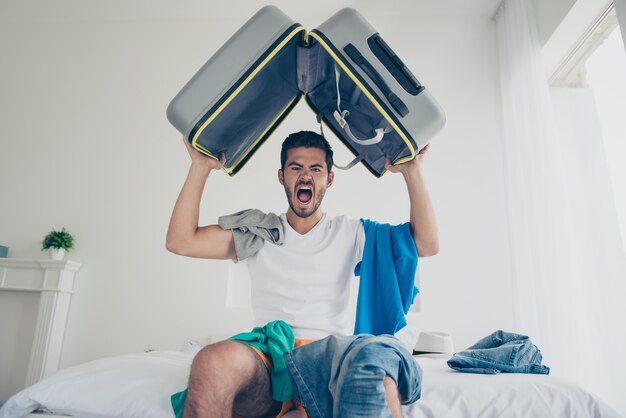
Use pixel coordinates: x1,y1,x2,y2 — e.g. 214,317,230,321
0,351,192,418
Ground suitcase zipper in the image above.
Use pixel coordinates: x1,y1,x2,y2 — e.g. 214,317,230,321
306,30,416,164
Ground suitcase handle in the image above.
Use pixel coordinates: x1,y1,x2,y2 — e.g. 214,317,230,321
367,34,424,96
343,43,409,117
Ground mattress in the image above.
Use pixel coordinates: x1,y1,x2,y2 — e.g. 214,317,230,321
1,350,620,418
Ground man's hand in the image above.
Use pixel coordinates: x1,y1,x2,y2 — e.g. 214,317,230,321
384,144,430,176
182,136,225,171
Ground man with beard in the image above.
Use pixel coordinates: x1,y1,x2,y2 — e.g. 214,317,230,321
166,130,439,418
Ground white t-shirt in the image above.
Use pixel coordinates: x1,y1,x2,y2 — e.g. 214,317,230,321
245,213,365,340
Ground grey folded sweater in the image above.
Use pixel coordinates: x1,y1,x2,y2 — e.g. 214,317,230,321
218,209,284,262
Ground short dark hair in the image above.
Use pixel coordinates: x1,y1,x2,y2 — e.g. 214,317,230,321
280,131,334,173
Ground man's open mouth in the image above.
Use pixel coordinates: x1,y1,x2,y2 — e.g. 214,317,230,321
296,184,313,204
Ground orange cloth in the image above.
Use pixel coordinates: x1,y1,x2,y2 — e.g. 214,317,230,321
250,339,314,418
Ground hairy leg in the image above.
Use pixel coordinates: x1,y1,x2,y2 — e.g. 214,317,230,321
182,340,280,418
384,375,403,418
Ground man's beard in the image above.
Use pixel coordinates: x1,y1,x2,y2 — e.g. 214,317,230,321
284,185,326,218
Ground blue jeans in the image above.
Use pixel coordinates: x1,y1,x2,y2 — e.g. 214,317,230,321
447,330,550,374
284,334,422,418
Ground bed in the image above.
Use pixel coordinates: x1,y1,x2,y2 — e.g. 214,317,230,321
0,261,620,417
0,347,620,418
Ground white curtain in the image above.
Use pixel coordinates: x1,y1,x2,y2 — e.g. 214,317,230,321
495,0,626,414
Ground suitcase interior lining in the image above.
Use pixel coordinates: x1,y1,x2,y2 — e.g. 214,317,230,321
191,27,305,174
298,36,417,177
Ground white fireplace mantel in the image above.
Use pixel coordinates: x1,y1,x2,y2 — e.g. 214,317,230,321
0,258,81,387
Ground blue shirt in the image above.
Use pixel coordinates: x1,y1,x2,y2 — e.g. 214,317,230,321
354,219,419,335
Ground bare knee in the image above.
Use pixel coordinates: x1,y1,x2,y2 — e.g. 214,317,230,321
192,340,249,372
185,340,278,417
190,340,257,388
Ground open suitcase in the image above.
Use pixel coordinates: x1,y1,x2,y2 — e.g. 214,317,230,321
167,6,446,177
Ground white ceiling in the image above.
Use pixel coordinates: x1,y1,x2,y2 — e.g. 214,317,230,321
0,0,504,23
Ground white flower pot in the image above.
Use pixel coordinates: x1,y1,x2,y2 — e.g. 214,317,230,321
49,248,66,260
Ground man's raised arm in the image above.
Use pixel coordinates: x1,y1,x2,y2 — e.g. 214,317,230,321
166,137,236,259
385,144,439,257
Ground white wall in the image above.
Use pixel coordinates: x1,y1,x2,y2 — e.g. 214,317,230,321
0,1,513,384
532,0,577,45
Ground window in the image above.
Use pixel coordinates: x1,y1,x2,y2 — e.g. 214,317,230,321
584,25,626,252
549,3,626,252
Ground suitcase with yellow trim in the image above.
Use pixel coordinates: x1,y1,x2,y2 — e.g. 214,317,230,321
167,6,445,177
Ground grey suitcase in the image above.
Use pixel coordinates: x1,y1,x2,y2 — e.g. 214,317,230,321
167,6,445,177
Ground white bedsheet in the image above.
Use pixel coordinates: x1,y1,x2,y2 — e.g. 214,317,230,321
1,351,620,418
407,357,621,418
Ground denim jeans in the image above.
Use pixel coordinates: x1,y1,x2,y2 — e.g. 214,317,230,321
447,330,550,374
284,334,421,418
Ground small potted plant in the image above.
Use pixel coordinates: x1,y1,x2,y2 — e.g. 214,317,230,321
41,227,75,260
